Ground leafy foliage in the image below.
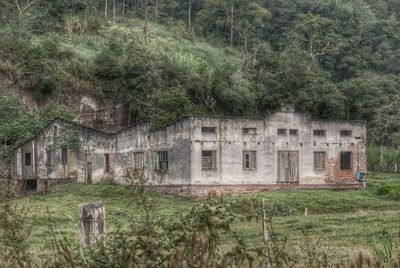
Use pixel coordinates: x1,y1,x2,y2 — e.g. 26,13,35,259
0,89,74,160
2,0,400,146
377,184,400,200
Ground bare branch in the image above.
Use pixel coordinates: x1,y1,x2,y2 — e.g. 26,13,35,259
13,0,39,15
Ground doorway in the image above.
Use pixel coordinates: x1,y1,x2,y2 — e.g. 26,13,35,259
25,179,38,191
85,152,92,184
277,151,299,183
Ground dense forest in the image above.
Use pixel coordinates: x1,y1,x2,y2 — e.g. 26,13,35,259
1,0,400,158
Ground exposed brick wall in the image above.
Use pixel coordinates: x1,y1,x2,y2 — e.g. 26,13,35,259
325,143,367,184
357,142,367,172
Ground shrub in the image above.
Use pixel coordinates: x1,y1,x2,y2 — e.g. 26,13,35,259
377,184,400,200
270,203,298,216
0,201,32,268
34,76,57,97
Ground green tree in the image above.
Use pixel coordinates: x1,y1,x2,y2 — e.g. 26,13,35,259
149,87,198,127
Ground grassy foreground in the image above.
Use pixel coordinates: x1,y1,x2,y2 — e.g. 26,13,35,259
17,173,400,262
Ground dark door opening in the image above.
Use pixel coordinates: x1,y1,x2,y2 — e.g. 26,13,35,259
86,162,92,184
25,179,38,191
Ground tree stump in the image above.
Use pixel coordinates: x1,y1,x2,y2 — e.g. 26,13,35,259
78,203,106,247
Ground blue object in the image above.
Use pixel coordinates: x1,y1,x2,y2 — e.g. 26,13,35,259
356,171,367,188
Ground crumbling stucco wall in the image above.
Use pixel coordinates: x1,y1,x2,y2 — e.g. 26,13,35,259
114,119,192,185
11,110,367,194
189,113,366,186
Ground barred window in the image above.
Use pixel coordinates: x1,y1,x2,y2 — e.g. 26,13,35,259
202,150,217,170
243,151,257,170
154,151,168,171
289,129,298,136
61,148,68,165
278,128,287,135
340,152,352,170
202,127,216,133
340,130,352,137
313,152,326,171
243,128,257,135
133,152,145,170
313,130,326,136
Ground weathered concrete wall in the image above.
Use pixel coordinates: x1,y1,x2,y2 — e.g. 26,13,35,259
114,119,192,185
11,109,367,195
75,124,116,183
12,119,116,186
189,112,367,187
190,117,268,185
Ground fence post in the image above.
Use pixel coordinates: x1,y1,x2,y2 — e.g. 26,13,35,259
262,199,269,243
78,203,106,247
304,207,308,216
262,199,272,268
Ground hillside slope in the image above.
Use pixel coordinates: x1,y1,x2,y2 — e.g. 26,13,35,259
1,0,400,153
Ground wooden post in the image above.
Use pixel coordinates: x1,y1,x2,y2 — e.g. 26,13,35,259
78,203,106,247
262,199,272,268
262,199,269,243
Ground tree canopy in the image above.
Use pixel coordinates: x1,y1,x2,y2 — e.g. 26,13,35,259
1,0,400,149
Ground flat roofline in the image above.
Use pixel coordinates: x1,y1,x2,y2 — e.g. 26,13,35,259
182,115,265,120
185,114,367,124
311,119,367,124
14,112,367,150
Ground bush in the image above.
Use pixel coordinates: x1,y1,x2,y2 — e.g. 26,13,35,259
95,53,124,80
270,203,298,216
35,77,57,97
377,184,400,200
0,202,32,267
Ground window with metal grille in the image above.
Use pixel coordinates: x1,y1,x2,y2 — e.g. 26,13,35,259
133,152,144,170
340,130,352,137
61,148,68,165
202,150,217,170
289,129,298,136
243,151,257,170
154,151,168,171
277,128,287,135
201,127,216,133
242,128,257,135
313,130,326,136
104,154,110,173
340,152,352,170
313,152,326,171
25,153,31,166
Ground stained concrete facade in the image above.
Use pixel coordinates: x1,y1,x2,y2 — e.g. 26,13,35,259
11,107,367,196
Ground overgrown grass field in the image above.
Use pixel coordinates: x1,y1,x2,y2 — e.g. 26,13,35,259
17,173,400,262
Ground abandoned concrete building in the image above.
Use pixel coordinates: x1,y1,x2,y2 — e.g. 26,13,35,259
11,105,367,196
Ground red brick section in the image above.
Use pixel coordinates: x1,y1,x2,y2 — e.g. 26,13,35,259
325,143,367,184
147,183,362,198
